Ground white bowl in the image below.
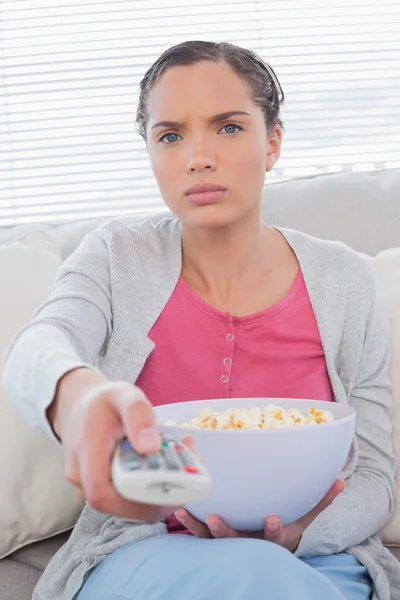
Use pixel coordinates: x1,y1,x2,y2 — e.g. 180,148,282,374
155,397,355,531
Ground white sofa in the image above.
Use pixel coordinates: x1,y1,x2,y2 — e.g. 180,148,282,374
0,169,399,600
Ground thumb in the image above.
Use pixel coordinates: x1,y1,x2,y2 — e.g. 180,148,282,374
300,479,346,529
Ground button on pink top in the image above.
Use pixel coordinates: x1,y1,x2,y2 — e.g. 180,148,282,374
136,267,333,535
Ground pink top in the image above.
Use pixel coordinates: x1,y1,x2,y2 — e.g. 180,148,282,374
136,267,333,534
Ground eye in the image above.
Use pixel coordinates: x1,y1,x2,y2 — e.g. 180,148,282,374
219,123,243,135
157,123,243,143
158,132,182,144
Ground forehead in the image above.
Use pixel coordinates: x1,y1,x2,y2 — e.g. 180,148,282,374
147,61,254,122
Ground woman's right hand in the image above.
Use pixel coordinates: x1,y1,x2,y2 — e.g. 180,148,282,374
51,368,180,523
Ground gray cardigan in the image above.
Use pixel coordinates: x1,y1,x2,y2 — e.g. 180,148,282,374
2,218,400,600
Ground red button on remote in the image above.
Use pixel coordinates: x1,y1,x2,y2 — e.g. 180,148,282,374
185,465,199,474
175,445,184,451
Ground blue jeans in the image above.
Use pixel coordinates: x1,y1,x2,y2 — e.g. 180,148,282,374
76,534,372,600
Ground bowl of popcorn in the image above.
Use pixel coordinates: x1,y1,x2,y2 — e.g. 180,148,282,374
155,397,355,531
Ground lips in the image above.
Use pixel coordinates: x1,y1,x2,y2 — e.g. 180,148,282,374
185,183,226,195
184,187,227,206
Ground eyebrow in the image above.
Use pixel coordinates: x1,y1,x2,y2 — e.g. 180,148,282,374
151,110,251,131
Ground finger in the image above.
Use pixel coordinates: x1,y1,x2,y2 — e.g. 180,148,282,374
65,451,82,489
175,509,213,538
77,411,164,521
300,479,346,529
113,385,161,454
77,432,132,516
263,516,285,543
206,515,240,538
180,435,195,453
75,483,85,501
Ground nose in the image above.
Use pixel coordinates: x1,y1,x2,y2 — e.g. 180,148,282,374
186,140,217,173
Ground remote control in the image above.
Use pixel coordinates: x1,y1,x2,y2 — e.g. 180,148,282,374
111,434,212,506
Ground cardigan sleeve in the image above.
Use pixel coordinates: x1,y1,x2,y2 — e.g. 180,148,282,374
1,229,113,441
295,284,396,557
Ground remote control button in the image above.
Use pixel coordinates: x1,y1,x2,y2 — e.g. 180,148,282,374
185,465,199,474
161,446,182,470
121,445,139,457
162,435,177,446
176,447,197,469
121,445,143,470
122,456,142,471
145,452,162,470
127,461,142,471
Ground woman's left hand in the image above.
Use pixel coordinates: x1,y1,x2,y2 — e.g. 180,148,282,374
175,478,345,552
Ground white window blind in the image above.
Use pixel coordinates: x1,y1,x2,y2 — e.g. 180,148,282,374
1,0,400,226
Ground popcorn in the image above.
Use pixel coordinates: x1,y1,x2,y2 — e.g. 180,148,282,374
287,408,308,426
229,412,252,430
309,406,335,424
198,408,215,418
165,405,335,430
198,413,229,429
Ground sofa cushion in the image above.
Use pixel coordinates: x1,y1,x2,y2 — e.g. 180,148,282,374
372,248,400,546
0,557,42,600
263,168,400,256
0,232,84,559
0,531,71,600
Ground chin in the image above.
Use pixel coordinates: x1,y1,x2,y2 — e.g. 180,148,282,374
179,205,242,229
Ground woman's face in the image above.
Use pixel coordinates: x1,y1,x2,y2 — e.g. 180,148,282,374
146,60,282,229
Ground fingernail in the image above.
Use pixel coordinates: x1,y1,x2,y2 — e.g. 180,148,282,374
268,521,279,532
137,428,160,452
175,511,186,524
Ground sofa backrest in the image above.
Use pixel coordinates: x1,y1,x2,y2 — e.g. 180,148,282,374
1,169,399,259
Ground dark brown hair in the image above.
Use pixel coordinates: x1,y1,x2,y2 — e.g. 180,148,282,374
135,40,285,141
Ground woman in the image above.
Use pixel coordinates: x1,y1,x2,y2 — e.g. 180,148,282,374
2,41,399,600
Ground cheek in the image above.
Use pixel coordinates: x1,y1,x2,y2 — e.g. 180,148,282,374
233,143,266,185
150,150,179,190
149,150,184,213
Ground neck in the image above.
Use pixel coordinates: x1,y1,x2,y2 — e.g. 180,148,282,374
181,207,274,300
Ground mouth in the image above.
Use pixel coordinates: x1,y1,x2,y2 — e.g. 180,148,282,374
184,183,227,205
185,189,227,205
